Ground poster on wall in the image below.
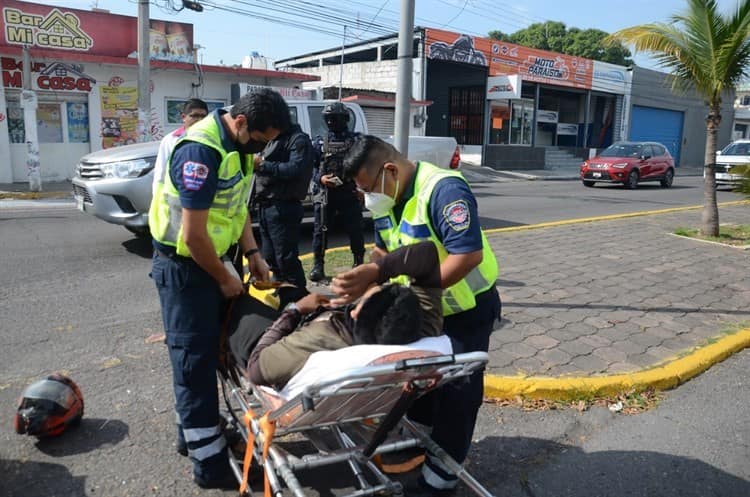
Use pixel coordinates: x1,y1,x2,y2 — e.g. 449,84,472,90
7,100,25,143
100,86,138,148
36,103,63,143
165,98,225,125
67,102,89,143
425,28,594,90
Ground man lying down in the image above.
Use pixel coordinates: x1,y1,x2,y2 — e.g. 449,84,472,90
246,240,443,391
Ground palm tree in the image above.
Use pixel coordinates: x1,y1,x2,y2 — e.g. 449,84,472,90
608,0,750,236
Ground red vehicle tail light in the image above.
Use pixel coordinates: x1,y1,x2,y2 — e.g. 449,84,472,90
450,146,461,169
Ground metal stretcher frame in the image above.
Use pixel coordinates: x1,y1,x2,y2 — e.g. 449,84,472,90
218,351,496,497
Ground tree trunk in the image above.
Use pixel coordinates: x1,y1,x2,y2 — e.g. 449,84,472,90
701,104,720,237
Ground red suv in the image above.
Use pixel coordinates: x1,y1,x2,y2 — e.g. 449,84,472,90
580,141,675,189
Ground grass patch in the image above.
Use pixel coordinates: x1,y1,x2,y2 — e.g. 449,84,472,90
674,224,750,246
486,388,663,415
300,249,357,278
0,191,71,200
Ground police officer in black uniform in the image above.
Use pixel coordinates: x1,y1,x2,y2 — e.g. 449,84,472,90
253,89,315,288
309,102,365,282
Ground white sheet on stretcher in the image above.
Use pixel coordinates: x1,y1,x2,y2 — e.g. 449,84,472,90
269,335,453,400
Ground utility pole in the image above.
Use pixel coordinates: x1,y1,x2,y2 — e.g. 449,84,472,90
21,46,41,191
394,0,415,156
338,26,346,101
137,0,151,142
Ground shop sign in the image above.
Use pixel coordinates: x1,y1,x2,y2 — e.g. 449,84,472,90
536,110,559,124
557,123,579,135
426,28,594,90
3,5,93,51
238,83,316,100
1,57,95,92
486,75,520,100
592,60,629,94
1,0,194,62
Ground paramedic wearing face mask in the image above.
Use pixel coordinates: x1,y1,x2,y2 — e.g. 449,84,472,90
336,135,501,497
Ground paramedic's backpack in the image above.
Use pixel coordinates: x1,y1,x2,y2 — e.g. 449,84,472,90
226,285,309,368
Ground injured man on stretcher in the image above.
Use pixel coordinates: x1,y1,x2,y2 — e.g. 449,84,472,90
243,240,444,392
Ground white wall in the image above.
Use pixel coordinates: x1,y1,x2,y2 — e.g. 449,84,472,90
300,58,424,99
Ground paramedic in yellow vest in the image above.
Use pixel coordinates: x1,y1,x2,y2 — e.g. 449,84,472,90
149,91,273,490
333,135,501,496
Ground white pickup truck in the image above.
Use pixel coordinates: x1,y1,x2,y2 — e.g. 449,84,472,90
72,100,460,237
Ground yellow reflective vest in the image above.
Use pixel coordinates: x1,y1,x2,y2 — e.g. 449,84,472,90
149,114,253,257
374,162,498,316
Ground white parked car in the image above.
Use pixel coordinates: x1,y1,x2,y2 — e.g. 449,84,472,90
712,140,750,187
72,100,460,237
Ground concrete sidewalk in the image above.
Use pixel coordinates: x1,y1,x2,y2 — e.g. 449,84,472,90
484,201,750,399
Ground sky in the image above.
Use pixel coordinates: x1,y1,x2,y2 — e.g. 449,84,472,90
37,0,744,69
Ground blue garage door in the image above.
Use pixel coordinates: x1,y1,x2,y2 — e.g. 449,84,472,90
630,106,684,165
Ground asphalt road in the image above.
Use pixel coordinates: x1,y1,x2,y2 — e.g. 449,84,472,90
0,175,746,496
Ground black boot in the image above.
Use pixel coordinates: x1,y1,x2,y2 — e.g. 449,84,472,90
309,260,326,282
353,253,364,268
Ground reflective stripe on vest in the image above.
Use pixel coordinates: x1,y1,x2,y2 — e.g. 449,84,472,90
375,162,498,316
149,114,253,257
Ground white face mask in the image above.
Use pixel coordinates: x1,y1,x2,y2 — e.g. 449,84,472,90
364,171,398,217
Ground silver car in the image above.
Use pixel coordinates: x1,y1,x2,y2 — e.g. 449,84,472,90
72,141,157,237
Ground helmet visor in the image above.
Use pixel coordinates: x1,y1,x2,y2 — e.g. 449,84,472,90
23,380,75,409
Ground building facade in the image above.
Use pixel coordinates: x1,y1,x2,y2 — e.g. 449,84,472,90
626,66,734,167
277,27,734,169
0,0,317,183
732,82,750,141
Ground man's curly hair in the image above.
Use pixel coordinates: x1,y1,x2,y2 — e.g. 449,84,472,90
352,284,422,346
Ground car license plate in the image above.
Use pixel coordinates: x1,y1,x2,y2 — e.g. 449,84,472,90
593,172,601,178
75,196,84,212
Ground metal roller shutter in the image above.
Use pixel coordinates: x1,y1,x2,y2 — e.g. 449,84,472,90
630,105,684,165
362,107,395,136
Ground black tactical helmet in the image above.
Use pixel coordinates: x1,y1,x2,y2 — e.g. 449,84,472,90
322,102,349,121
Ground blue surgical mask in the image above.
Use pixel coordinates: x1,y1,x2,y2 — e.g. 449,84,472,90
364,172,398,217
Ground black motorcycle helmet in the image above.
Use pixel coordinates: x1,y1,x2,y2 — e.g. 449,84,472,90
322,102,349,133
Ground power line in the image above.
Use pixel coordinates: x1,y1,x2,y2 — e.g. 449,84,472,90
440,0,469,28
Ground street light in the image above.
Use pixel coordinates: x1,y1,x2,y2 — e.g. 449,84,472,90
182,1,203,12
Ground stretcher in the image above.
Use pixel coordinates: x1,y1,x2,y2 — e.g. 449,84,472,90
217,338,495,497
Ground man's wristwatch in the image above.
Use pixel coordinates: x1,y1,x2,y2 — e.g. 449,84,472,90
244,248,260,259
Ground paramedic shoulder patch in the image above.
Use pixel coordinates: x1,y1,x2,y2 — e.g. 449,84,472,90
182,161,209,191
443,200,470,231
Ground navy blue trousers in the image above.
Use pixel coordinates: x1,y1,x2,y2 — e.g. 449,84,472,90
258,200,306,287
151,253,229,481
311,188,365,261
409,286,501,488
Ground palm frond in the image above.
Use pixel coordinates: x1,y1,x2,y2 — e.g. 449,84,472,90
609,0,750,105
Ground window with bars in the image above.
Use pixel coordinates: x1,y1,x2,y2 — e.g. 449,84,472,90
449,86,484,145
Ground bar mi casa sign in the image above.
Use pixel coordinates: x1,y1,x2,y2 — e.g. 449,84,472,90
3,7,93,51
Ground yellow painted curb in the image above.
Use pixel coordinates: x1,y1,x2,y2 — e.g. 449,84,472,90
485,200,749,234
484,327,750,401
